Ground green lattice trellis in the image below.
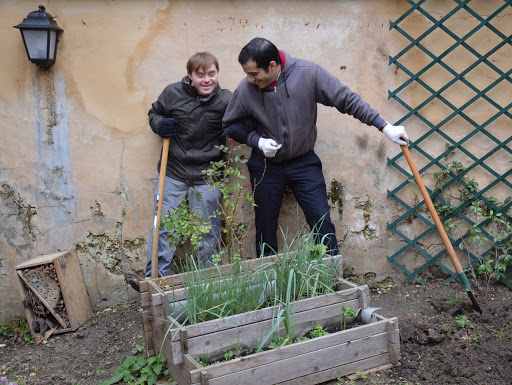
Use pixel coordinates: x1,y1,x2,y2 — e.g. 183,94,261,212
386,0,512,286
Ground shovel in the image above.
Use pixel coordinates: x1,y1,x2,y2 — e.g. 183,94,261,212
400,144,483,313
151,137,170,279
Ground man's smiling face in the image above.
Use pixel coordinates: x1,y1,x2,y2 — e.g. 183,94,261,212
241,59,279,89
188,63,218,96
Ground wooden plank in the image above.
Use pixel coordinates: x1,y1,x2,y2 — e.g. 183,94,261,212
279,354,393,385
154,323,189,379
144,330,154,356
16,271,67,329
388,342,401,365
141,291,150,307
200,370,209,385
358,287,370,309
34,326,58,345
171,286,361,339
346,362,397,381
386,318,400,344
160,287,361,365
15,272,37,337
186,299,361,359
150,302,167,327
194,331,390,385
188,321,389,384
386,318,400,365
142,310,153,332
139,279,150,293
180,328,188,354
53,250,93,330
156,322,184,365
15,251,67,269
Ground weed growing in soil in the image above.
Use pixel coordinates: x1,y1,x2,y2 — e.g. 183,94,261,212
0,320,31,344
101,345,168,385
341,305,357,330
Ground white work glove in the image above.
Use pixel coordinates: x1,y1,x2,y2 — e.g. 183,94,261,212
258,137,282,158
382,123,409,146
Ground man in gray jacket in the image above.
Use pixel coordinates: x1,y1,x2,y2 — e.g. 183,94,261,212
222,37,409,257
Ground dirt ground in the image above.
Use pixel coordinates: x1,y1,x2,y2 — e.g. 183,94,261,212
1,277,511,385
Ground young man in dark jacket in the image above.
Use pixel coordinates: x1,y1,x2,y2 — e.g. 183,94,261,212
222,37,409,257
135,52,234,286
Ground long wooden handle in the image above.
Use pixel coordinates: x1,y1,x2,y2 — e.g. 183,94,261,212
151,137,170,279
400,145,464,274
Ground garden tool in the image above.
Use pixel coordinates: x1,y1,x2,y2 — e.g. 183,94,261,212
400,144,483,313
151,137,170,279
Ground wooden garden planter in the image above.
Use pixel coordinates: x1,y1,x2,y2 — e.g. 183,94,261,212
138,256,400,384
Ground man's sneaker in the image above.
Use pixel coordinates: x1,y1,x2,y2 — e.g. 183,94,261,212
128,277,141,292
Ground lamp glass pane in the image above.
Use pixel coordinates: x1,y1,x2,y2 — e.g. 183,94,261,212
49,31,57,60
22,30,48,60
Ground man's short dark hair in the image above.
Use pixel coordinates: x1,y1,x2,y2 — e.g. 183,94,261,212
238,37,281,72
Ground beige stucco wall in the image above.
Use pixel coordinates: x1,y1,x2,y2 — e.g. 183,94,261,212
1,0,510,322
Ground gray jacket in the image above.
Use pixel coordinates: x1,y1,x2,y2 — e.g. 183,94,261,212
149,76,232,185
222,51,385,163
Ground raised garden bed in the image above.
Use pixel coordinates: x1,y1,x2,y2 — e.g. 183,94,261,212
138,256,400,384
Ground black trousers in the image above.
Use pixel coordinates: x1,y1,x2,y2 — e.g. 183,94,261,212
248,150,339,257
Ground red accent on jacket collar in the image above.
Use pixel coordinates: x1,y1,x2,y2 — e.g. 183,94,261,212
270,50,286,87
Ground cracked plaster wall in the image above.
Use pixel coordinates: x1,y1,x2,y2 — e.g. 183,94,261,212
1,0,511,322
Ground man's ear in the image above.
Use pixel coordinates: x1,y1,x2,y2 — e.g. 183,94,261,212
268,61,278,72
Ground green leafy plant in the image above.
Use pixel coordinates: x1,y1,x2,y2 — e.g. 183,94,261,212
266,334,287,349
101,345,167,385
160,192,213,258
310,325,329,338
341,305,357,330
0,319,31,343
455,316,469,328
203,139,257,264
447,198,512,292
431,147,512,290
160,139,257,267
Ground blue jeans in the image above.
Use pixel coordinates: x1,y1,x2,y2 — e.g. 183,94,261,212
145,175,222,277
248,150,339,257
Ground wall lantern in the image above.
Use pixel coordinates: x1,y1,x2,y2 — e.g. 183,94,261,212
14,5,63,70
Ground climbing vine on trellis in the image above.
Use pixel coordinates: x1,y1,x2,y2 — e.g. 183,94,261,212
386,0,512,286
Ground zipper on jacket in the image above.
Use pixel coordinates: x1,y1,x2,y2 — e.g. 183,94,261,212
274,86,288,157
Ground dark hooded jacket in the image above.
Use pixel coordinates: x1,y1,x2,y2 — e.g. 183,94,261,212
222,51,385,163
148,76,232,185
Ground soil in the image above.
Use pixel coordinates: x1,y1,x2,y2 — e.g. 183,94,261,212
1,278,511,385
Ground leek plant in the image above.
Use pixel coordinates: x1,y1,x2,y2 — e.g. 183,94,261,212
165,228,341,349
169,257,272,325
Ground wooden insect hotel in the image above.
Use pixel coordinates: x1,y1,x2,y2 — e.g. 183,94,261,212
15,250,93,342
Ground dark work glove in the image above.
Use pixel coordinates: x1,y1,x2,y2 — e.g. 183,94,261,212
156,118,178,138
221,121,250,144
